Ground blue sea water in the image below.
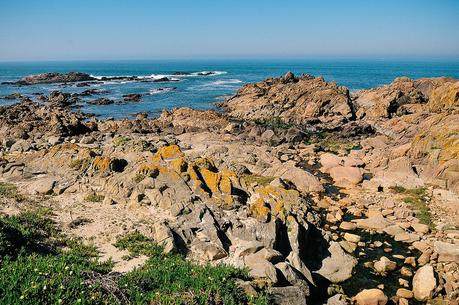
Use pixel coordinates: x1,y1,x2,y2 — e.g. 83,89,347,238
1,58,458,119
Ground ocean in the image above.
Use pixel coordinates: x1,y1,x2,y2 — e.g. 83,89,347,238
1,58,458,119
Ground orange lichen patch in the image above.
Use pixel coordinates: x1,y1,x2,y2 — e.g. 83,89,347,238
93,156,112,172
151,145,185,163
249,197,271,222
200,168,220,194
249,186,302,222
170,158,187,173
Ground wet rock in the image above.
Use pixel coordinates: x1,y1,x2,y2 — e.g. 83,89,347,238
88,98,114,105
122,93,142,102
9,72,95,85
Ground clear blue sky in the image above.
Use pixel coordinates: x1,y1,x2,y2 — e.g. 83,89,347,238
1,0,458,61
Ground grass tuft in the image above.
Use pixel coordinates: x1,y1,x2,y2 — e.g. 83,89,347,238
85,193,105,203
0,182,27,201
390,186,434,229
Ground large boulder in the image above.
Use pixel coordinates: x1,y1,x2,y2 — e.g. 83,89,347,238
412,264,436,301
220,73,354,125
354,289,388,305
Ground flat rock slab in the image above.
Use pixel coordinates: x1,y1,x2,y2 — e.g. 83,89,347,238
434,241,459,263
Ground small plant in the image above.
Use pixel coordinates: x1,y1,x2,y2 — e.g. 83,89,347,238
254,117,293,130
85,193,105,203
68,217,93,229
0,182,27,201
390,186,434,229
133,174,145,183
69,157,93,172
113,136,130,146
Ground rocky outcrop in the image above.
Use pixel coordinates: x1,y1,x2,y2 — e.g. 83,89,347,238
220,72,354,126
7,72,95,85
0,100,92,144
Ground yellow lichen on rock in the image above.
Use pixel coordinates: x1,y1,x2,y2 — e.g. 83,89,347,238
427,81,459,113
151,145,185,163
93,156,112,172
248,185,302,222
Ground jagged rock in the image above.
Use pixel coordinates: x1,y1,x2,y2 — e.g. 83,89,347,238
412,264,436,301
220,73,354,125
269,286,307,305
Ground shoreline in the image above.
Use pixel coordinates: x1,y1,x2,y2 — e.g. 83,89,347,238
1,71,458,304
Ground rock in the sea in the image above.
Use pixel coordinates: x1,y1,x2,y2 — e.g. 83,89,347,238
12,72,95,85
88,98,115,105
412,264,436,301
354,289,388,305
122,93,142,102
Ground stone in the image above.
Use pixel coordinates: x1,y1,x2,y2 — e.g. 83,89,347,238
396,288,413,299
394,232,420,243
27,177,56,195
344,233,361,243
434,241,459,263
412,264,436,301
329,166,363,188
339,221,357,231
354,289,388,305
411,223,430,234
269,286,307,305
317,241,357,283
246,258,278,284
374,256,397,275
354,215,391,231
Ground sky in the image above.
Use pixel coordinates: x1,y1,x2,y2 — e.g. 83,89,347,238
0,0,459,61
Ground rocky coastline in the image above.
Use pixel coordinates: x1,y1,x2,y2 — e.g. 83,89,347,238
1,71,458,305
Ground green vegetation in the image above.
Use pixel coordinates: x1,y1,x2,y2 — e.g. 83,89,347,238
0,182,27,201
254,117,293,130
115,231,269,305
243,174,276,187
133,173,146,183
69,157,93,172
0,210,269,305
85,193,105,203
390,186,434,229
113,136,130,146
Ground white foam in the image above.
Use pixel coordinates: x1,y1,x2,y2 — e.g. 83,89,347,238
211,79,242,85
149,87,176,95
